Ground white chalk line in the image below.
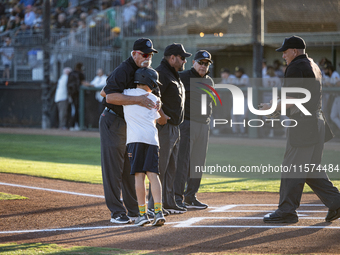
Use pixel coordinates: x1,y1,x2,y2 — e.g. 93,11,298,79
217,210,327,213
2,216,338,234
0,182,105,199
0,182,337,233
0,221,179,235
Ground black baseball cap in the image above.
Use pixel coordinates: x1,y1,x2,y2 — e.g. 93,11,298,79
133,38,158,53
164,43,192,57
276,36,306,52
194,50,213,63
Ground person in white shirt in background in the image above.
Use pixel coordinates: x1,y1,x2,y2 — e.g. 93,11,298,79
323,62,340,134
55,67,72,130
262,65,283,137
88,68,108,114
231,66,249,136
0,37,14,85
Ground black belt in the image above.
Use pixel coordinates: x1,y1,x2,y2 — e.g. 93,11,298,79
105,107,120,117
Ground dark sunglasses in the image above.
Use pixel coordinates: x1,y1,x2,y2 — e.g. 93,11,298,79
135,51,153,58
196,60,210,67
177,55,186,61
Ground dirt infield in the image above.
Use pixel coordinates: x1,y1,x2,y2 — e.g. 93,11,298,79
1,172,340,254
1,127,340,254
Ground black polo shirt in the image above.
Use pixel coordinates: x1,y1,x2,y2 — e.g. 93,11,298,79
102,57,139,118
156,58,185,126
180,67,214,124
283,54,322,118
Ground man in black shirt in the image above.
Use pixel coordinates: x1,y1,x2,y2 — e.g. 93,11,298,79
174,50,214,210
148,43,191,214
100,38,159,224
260,35,340,223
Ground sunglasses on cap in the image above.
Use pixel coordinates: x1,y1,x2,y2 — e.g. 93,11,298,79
134,51,154,58
196,60,210,67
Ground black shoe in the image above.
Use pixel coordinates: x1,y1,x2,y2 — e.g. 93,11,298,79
164,203,187,214
263,212,298,223
184,198,208,209
110,214,131,224
325,208,340,222
162,208,170,216
176,200,187,209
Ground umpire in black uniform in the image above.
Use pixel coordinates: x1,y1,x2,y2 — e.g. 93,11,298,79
100,38,159,223
174,50,214,209
148,43,191,214
260,35,340,223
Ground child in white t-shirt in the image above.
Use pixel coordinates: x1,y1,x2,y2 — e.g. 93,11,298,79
123,67,165,226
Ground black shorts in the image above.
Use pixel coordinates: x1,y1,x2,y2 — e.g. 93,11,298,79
127,142,159,175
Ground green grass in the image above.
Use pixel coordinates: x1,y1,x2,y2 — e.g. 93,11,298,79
0,243,146,255
1,133,339,193
0,192,27,200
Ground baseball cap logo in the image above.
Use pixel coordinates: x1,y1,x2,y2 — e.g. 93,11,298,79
203,52,209,58
146,41,152,47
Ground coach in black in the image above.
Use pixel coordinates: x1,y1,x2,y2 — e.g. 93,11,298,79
260,35,340,223
148,43,191,214
174,50,214,209
100,38,158,223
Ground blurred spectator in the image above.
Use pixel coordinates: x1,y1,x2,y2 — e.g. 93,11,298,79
8,4,25,23
79,12,87,22
231,66,249,136
14,23,31,45
19,0,36,8
101,1,110,10
122,1,138,33
87,5,99,16
262,65,282,137
0,37,14,83
83,68,107,114
69,5,83,20
7,14,23,31
319,57,332,76
273,59,284,78
23,5,36,28
55,67,72,130
67,62,90,130
56,12,70,29
322,62,340,133
102,26,122,49
32,6,43,31
112,26,122,49
0,16,8,33
135,0,157,34
211,68,235,136
77,19,86,31
322,61,336,123
262,66,281,103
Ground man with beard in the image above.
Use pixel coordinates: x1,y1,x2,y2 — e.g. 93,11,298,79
148,43,192,214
